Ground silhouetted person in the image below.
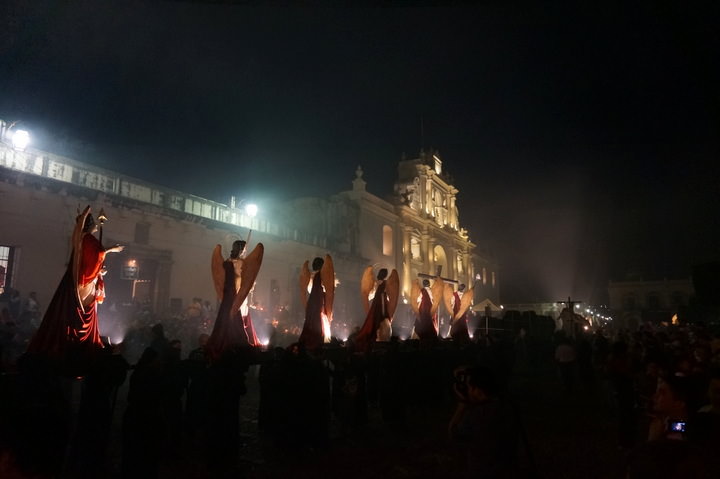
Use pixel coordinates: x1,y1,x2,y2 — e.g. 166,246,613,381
449,366,520,478
608,340,636,449
122,347,165,479
71,343,129,477
162,339,186,456
149,323,169,358
1,354,71,478
205,347,251,475
185,333,210,438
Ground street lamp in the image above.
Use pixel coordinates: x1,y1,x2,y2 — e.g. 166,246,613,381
245,203,258,218
1,120,30,151
11,130,30,150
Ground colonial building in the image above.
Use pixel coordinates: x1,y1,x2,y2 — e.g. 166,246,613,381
608,278,694,329
0,138,499,338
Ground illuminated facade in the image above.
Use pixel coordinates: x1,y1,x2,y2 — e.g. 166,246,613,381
0,142,498,334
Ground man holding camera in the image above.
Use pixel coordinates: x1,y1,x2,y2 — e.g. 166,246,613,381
449,366,520,478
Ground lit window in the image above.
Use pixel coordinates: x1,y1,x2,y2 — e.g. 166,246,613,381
492,271,496,287
482,267,487,285
410,236,421,260
382,225,393,256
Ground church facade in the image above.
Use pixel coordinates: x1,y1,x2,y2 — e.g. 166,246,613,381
0,140,499,338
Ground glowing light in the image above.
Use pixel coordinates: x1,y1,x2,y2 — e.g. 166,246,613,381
402,297,408,304
500,305,504,309
575,304,580,309
583,325,589,331
127,259,137,267
245,203,258,217
11,129,30,150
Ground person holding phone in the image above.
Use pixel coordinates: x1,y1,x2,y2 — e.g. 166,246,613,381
648,375,691,441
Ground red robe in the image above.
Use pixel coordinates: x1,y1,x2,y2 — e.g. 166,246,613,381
450,291,470,341
413,288,437,340
208,260,259,360
355,281,388,352
28,234,106,365
299,272,325,351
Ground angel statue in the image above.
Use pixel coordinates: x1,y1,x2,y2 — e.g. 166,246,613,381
207,239,264,360
443,283,474,342
298,255,334,351
28,205,124,372
355,267,399,352
410,276,444,341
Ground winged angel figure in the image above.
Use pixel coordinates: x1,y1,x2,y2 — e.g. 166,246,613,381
443,283,474,341
355,266,399,351
207,239,264,360
410,276,444,340
298,255,335,351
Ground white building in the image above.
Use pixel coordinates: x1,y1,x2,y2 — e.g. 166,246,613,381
0,139,499,336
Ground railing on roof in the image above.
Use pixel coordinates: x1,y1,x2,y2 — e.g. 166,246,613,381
0,143,327,248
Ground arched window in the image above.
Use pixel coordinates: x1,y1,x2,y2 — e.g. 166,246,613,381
382,225,393,256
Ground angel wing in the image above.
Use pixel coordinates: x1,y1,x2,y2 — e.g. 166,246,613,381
231,243,264,314
320,254,335,321
454,287,474,321
443,283,454,316
299,260,311,309
386,269,400,320
211,244,225,301
410,279,420,314
72,205,92,312
360,266,374,314
430,276,444,315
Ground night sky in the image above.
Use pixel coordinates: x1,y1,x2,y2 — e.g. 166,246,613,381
1,1,718,304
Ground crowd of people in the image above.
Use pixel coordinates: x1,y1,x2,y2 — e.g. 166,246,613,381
553,324,720,477
2,214,719,478
1,294,720,478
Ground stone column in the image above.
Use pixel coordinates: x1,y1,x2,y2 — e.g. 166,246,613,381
402,226,412,295
421,232,431,275
443,246,462,282
425,176,432,216
466,252,473,286
449,195,457,228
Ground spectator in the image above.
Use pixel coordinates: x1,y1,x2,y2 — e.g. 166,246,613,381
554,336,576,393
449,366,519,478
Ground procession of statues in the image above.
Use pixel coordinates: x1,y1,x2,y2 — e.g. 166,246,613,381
25,206,477,374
